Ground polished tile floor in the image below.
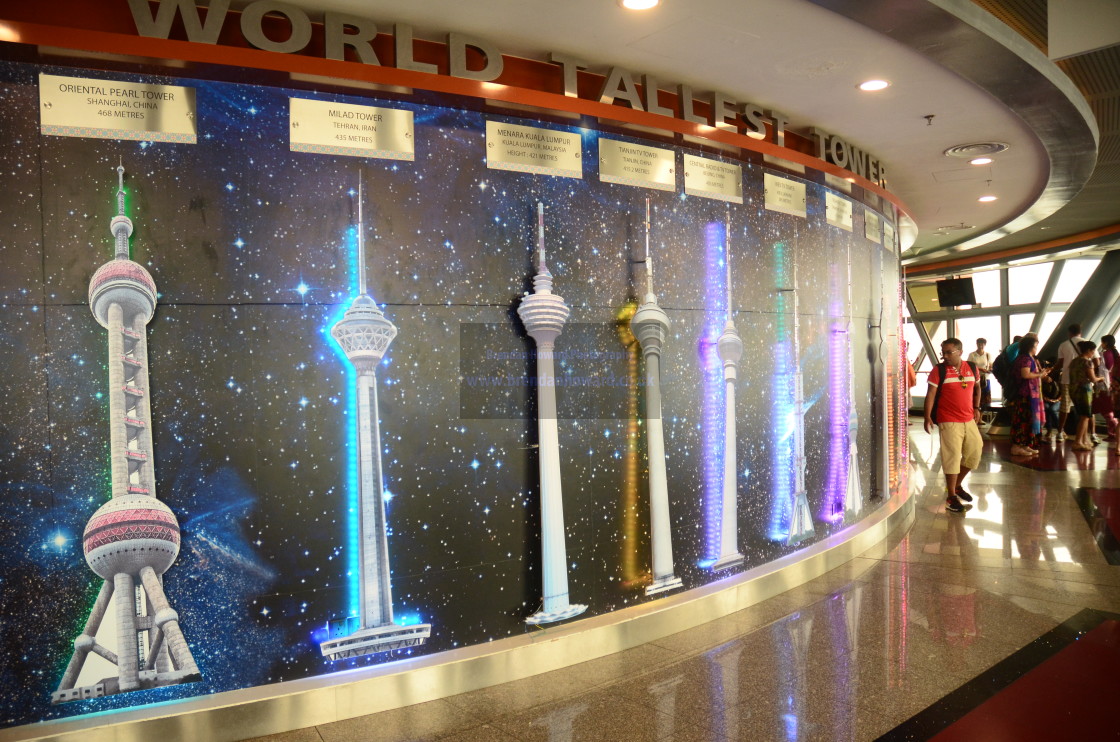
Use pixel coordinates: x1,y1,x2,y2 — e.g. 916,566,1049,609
245,421,1120,741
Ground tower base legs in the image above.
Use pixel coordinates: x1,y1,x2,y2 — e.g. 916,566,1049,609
525,603,587,625
320,622,431,660
644,574,684,596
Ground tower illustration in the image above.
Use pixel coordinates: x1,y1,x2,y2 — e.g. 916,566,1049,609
53,165,200,704
844,239,863,518
519,202,587,624
320,183,430,660
786,255,815,544
630,199,683,595
712,219,744,570
770,237,814,545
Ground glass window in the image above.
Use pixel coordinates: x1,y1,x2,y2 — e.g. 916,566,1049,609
970,268,1002,307
1051,259,1101,303
903,320,922,363
1009,313,1035,343
907,283,940,313
1036,312,1066,355
1008,263,1052,304
955,316,1003,362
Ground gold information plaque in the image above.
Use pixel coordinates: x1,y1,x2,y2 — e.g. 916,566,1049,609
683,154,742,204
824,172,853,194
599,139,676,191
289,98,414,161
39,73,196,143
865,210,882,243
763,173,806,218
485,121,582,178
884,221,896,252
825,192,853,231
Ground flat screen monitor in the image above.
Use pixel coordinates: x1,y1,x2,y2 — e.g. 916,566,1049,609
936,277,976,307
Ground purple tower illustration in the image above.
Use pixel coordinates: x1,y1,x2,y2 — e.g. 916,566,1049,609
320,183,430,660
53,166,200,704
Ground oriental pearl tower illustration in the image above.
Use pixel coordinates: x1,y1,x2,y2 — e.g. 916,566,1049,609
630,199,683,595
53,165,200,704
519,202,586,625
320,182,430,660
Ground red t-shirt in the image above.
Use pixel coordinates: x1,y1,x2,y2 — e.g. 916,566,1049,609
928,362,977,423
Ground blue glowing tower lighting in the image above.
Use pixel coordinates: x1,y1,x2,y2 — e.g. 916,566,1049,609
320,180,430,660
699,221,728,566
712,217,744,570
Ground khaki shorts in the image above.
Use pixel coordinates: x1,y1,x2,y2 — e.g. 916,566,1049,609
938,421,982,475
1061,383,1073,413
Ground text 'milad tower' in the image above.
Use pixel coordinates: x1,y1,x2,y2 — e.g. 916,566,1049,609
320,182,430,660
54,165,200,704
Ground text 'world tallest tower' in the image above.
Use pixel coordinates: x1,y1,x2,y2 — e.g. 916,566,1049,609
320,183,430,660
54,166,200,704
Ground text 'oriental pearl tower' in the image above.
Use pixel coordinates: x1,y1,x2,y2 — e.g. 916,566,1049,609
53,165,200,704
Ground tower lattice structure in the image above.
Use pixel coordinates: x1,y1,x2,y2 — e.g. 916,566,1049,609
54,166,200,704
320,183,430,660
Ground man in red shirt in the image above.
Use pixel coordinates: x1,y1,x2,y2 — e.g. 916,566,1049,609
923,338,982,513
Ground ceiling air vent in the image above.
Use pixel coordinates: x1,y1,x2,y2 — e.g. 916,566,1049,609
943,142,1010,158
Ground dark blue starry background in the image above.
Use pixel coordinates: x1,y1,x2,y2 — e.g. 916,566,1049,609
0,59,903,729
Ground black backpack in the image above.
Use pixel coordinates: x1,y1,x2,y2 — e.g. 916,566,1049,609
991,350,1017,401
931,361,978,423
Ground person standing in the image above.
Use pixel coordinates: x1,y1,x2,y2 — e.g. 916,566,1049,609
1057,323,1091,441
1098,335,1118,449
1069,340,1103,451
924,338,981,514
1009,336,1047,456
968,338,992,409
1041,359,1062,440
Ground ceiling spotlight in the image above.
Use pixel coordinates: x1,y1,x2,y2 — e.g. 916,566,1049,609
978,195,998,202
618,0,659,8
970,157,993,165
858,79,890,91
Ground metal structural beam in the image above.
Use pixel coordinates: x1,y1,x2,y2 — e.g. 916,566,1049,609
1038,251,1120,359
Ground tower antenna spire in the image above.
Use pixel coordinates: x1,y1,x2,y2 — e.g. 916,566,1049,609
537,201,547,274
725,209,732,317
644,198,654,299
357,175,367,297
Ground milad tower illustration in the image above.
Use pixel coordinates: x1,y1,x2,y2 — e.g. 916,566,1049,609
54,165,200,704
320,182,431,660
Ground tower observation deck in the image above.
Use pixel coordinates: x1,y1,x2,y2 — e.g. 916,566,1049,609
53,166,200,704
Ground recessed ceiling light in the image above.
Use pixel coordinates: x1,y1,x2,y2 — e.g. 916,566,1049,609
970,157,993,165
978,195,998,202
618,0,659,9
858,79,890,91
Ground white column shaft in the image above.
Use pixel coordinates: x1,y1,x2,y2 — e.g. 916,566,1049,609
107,303,128,498
535,342,572,614
114,572,140,691
57,579,114,691
140,566,199,675
133,315,157,494
642,352,675,582
357,372,394,628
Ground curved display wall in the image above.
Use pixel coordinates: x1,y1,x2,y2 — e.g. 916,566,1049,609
0,56,906,732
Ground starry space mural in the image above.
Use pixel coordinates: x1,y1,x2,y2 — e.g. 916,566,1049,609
0,58,903,729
